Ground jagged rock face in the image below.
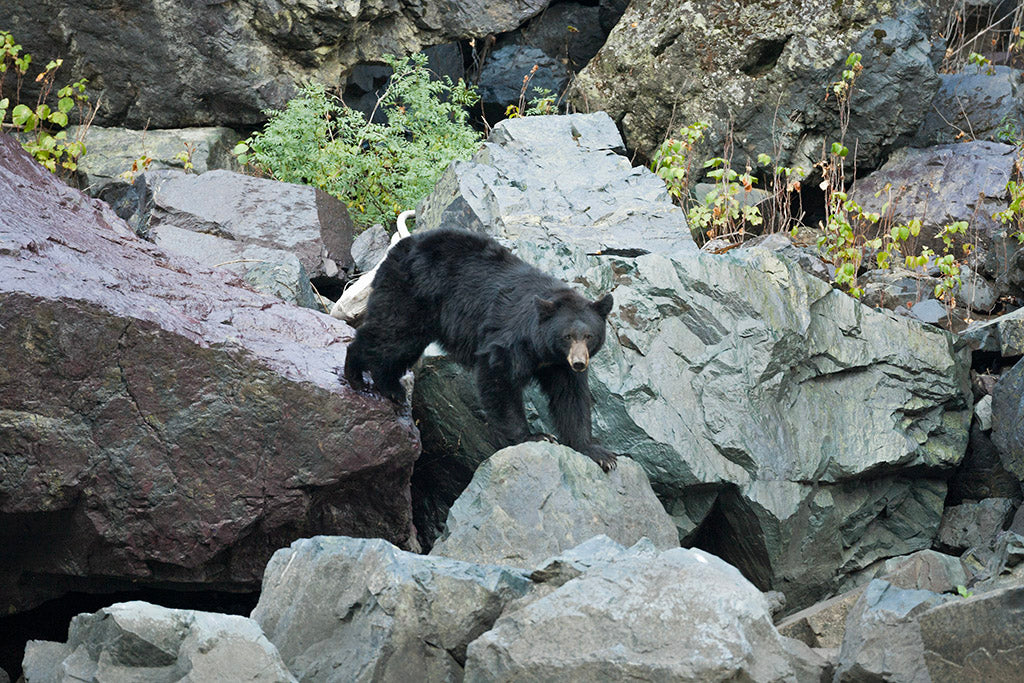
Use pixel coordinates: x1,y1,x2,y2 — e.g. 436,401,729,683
0,134,420,612
22,602,296,683
5,0,551,128
412,114,972,610
251,536,531,682
571,0,942,170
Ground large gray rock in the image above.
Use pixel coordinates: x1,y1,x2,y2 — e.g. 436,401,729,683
992,357,1024,482
935,498,1016,553
913,66,1024,147
465,546,826,682
251,536,531,683
132,169,355,280
70,125,240,204
415,112,693,255
849,141,1017,282
429,442,679,567
0,134,419,612
572,1,941,169
478,45,570,118
413,114,972,611
961,307,1024,356
835,580,951,683
6,0,552,128
151,224,319,309
919,585,1024,680
22,601,296,683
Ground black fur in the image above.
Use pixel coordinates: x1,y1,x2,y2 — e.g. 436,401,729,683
343,228,619,471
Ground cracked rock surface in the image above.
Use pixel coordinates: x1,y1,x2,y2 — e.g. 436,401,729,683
0,134,420,612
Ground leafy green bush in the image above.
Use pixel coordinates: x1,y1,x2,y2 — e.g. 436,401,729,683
234,53,481,229
0,30,91,175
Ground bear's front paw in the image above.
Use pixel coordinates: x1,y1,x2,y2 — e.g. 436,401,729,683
585,444,619,473
524,432,559,444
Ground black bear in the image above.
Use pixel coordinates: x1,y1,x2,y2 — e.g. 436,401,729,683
343,228,619,471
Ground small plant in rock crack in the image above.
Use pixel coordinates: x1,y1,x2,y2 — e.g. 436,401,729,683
967,51,997,75
234,53,481,229
687,156,764,242
0,30,94,176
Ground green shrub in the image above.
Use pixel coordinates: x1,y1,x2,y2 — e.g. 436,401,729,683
0,30,91,175
235,53,481,229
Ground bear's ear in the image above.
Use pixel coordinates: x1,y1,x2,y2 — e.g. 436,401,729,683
535,296,558,319
593,293,614,318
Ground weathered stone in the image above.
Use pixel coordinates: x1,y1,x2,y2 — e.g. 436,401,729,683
859,268,938,311
913,66,1024,147
429,442,678,567
961,307,1024,356
478,45,570,120
132,169,355,280
251,536,531,682
502,2,605,70
465,547,826,682
960,266,1000,314
935,498,1016,553
0,134,419,612
23,601,296,683
572,1,940,170
850,141,1016,270
919,585,1024,680
877,550,969,594
909,298,948,324
350,223,391,273
835,580,951,683
69,125,240,206
415,112,693,256
992,357,1024,481
777,586,867,650
6,0,553,128
151,224,318,309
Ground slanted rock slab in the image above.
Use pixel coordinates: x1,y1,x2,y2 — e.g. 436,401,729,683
0,133,419,611
23,601,296,683
251,536,531,682
429,442,679,567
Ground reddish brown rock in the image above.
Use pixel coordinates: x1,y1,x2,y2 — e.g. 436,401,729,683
0,134,419,612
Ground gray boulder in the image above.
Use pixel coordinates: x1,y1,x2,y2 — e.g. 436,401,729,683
0,134,419,612
835,580,951,683
936,498,1017,554
961,307,1024,356
251,536,531,683
919,585,1024,680
22,601,295,683
849,141,1017,286
478,45,570,119
131,169,355,280
350,223,391,273
992,357,1024,481
465,546,826,682
151,224,319,309
7,0,553,128
429,442,679,567
913,66,1024,147
413,114,972,610
415,112,693,256
70,125,240,204
572,1,940,169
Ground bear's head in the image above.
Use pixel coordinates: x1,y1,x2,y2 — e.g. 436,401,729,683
536,291,614,372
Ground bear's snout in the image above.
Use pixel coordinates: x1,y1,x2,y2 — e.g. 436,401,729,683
568,339,589,372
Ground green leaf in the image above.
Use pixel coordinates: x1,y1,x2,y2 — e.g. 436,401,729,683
58,96,74,114
48,111,68,127
11,103,32,126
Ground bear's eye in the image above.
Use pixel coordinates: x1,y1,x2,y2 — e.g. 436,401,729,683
564,334,572,341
